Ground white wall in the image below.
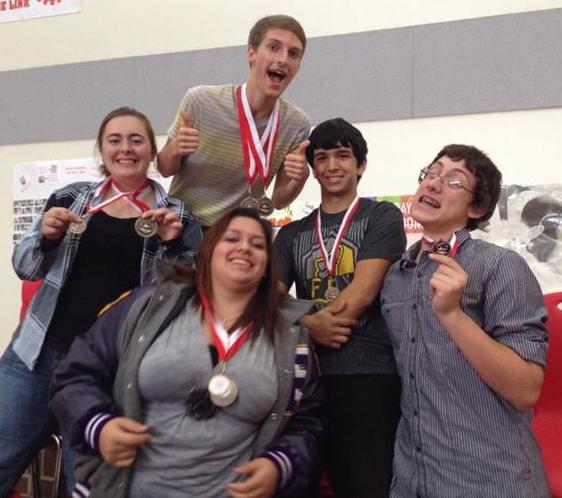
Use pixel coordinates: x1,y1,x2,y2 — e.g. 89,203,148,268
2,0,562,71
2,0,562,352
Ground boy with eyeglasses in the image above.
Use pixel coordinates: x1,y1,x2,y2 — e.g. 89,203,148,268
381,144,550,497
275,118,406,497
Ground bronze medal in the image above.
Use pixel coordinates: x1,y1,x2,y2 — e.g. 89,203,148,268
134,217,157,238
208,374,238,407
240,197,259,210
433,239,451,256
258,196,274,217
68,220,87,235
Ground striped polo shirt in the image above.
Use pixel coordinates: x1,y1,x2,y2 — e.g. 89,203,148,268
167,84,311,226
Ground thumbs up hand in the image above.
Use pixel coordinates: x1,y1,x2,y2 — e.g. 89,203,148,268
282,139,311,183
170,109,199,158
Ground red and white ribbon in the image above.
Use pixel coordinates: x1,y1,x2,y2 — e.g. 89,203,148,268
199,291,252,363
315,197,361,275
236,83,280,187
86,178,151,216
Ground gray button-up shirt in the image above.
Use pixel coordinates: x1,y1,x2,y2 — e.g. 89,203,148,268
381,229,550,497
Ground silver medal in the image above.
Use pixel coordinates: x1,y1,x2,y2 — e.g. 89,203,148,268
208,374,238,407
134,217,157,238
258,196,275,217
325,286,340,301
240,197,259,210
69,220,87,235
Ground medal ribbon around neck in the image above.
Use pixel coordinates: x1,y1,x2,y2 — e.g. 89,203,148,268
86,178,151,216
236,83,280,188
421,232,459,257
199,291,252,364
315,197,361,277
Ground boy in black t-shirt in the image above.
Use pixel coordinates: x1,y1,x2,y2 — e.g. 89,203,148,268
275,118,406,498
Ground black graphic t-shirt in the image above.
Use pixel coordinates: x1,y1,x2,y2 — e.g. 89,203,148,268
275,198,406,374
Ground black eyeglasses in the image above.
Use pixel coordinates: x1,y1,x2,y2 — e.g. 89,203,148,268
418,167,474,193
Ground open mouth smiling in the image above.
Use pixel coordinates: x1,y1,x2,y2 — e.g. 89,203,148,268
267,69,286,82
419,195,441,209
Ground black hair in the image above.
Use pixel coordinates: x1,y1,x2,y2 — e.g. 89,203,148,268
305,118,368,169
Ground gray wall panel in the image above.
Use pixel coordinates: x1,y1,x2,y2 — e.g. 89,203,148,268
413,9,562,117
1,60,136,144
284,28,413,124
1,8,561,145
134,45,248,133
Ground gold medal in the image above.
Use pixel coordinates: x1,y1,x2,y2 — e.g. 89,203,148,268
134,217,157,238
208,374,238,407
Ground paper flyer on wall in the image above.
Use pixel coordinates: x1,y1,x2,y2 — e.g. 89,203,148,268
0,0,80,24
12,157,170,244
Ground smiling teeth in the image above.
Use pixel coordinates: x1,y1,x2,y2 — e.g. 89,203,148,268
231,258,250,266
421,196,440,208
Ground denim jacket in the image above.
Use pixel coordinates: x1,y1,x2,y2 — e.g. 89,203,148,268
12,179,201,370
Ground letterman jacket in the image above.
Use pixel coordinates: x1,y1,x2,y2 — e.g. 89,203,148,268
50,261,325,498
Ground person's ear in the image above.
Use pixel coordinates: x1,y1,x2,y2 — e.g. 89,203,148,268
467,203,487,221
247,46,256,69
357,160,367,176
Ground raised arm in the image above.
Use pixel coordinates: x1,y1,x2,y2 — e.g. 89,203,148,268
428,252,547,412
271,140,310,209
13,190,83,280
157,109,199,178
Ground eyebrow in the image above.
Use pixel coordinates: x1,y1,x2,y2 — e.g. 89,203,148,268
106,133,145,139
265,37,302,52
226,228,265,240
313,146,352,156
432,161,471,179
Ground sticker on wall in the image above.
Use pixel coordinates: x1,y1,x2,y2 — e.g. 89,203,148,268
0,0,80,24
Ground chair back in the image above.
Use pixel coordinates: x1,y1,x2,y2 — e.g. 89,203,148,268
532,292,562,497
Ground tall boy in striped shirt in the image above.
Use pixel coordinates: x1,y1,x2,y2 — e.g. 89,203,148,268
158,15,311,228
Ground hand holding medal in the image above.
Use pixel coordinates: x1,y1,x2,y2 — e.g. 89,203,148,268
138,207,184,241
427,233,466,316
41,207,84,240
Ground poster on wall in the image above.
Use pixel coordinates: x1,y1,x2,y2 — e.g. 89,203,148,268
0,0,80,24
12,157,170,244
